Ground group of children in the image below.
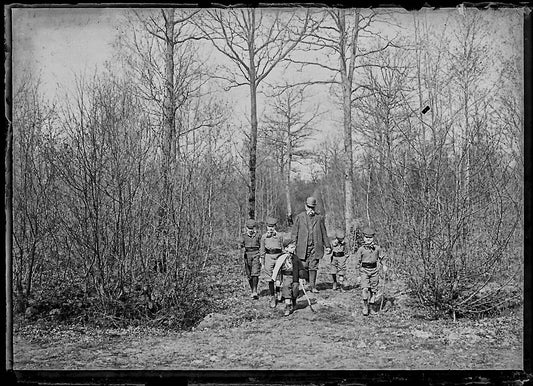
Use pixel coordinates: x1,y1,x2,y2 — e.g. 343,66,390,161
238,217,387,317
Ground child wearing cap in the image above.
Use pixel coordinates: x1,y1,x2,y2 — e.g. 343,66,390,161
272,238,301,316
329,229,349,292
260,217,284,308
238,219,261,299
354,227,387,316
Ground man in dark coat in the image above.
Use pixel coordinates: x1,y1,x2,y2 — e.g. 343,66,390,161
291,196,331,293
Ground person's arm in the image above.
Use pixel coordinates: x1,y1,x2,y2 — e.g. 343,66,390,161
378,246,386,261
321,217,331,252
291,215,299,244
377,246,387,272
344,240,350,258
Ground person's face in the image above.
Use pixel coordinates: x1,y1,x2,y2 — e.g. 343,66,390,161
285,244,296,253
307,205,315,213
363,235,374,243
337,237,344,243
246,227,255,235
267,225,275,233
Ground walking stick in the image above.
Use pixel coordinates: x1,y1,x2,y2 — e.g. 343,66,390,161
300,279,316,313
380,264,388,312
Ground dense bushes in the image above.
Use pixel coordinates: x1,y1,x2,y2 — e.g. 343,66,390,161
12,72,239,329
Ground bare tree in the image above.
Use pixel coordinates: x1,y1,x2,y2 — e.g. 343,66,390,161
354,42,414,245
50,74,153,306
287,8,396,234
262,85,318,225
448,10,494,243
311,134,346,232
353,10,521,318
12,72,59,310
195,8,319,220
117,8,225,272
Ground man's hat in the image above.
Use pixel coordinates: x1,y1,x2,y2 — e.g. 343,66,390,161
306,196,317,208
335,229,345,239
362,227,375,237
265,216,277,226
245,219,256,229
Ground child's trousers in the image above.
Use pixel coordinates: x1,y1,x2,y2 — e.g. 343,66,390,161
281,273,299,299
360,266,379,299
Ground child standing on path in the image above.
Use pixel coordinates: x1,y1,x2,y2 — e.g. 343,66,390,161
329,229,349,292
260,217,284,308
354,227,387,316
272,237,301,316
238,219,261,299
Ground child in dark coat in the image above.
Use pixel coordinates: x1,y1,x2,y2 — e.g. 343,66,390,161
272,237,302,316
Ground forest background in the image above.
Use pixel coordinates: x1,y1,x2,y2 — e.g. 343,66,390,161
9,6,524,332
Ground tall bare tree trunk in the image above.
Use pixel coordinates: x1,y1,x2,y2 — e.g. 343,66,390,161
249,80,258,220
158,8,176,272
413,16,431,257
197,9,316,221
285,125,293,225
5,118,13,370
247,11,258,220
163,9,175,203
338,9,358,234
462,83,470,243
343,79,354,233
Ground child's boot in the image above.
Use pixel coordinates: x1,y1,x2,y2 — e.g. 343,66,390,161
338,276,345,292
309,270,319,293
369,289,376,304
251,277,259,299
269,281,277,308
362,288,370,316
332,274,337,291
284,300,292,316
248,278,254,298
363,299,369,316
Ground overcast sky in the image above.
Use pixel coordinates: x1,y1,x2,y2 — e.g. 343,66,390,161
9,6,523,178
11,7,522,95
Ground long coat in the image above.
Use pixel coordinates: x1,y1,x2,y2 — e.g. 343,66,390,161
291,211,331,261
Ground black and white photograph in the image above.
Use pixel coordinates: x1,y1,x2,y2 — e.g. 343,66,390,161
6,4,527,380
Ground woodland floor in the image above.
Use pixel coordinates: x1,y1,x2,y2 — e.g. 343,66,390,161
13,252,523,371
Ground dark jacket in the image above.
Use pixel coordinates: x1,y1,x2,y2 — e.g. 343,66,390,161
238,232,261,257
291,210,331,261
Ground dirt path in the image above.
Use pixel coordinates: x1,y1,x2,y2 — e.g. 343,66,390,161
13,257,523,370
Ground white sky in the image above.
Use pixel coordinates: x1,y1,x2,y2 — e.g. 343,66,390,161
9,6,523,179
10,6,523,102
